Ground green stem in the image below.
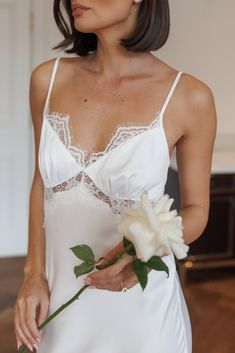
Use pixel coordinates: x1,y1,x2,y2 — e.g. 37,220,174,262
105,243,134,266
19,243,134,353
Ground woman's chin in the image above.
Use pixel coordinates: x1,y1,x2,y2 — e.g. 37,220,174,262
74,24,95,33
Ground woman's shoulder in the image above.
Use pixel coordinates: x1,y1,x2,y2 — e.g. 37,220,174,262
31,57,58,84
30,57,58,102
179,71,215,109
162,62,215,116
31,56,74,85
160,59,213,100
175,71,216,134
30,56,82,103
156,57,216,129
29,58,58,114
153,56,214,105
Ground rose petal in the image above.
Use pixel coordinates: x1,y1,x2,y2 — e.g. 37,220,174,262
118,193,189,264
164,197,174,212
170,241,189,259
153,194,170,213
141,194,160,231
128,222,156,262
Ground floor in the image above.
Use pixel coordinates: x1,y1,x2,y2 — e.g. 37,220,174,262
182,268,235,353
0,257,235,353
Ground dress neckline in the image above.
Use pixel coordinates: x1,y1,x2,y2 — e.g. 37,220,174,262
40,58,182,170
43,106,170,169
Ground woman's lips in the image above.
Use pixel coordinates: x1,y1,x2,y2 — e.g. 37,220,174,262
72,7,90,17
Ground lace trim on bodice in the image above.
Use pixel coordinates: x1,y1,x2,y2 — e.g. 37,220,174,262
44,171,142,216
42,61,182,223
43,108,162,220
46,105,161,167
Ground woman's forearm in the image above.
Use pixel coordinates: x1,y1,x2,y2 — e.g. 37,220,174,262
23,180,46,279
179,204,209,246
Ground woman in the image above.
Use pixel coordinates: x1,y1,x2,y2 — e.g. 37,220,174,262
14,0,217,352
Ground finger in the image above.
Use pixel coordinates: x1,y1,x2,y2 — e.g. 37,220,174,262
106,254,133,276
13,317,23,350
105,240,124,258
16,338,22,351
15,332,22,350
18,299,39,347
25,297,42,340
15,323,31,351
95,263,138,292
89,254,133,284
93,261,150,292
97,240,124,266
117,266,139,290
14,305,34,352
108,263,141,292
37,298,49,327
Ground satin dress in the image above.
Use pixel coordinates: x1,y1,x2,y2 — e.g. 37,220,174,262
36,57,192,353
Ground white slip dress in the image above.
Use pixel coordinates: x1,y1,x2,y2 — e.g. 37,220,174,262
36,57,192,353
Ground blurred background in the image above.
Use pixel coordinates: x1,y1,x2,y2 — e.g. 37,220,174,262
0,0,234,352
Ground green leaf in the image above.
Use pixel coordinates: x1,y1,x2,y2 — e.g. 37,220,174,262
131,259,148,291
70,245,95,262
74,262,95,278
146,255,169,277
123,237,136,256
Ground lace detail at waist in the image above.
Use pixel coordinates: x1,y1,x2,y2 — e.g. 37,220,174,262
44,171,150,215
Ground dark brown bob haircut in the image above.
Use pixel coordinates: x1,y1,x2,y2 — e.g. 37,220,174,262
53,0,170,56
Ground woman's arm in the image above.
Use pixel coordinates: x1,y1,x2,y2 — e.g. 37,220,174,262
14,59,56,352
176,74,217,245
23,67,48,279
79,74,217,293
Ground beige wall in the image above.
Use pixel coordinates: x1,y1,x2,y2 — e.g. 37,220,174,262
157,0,235,136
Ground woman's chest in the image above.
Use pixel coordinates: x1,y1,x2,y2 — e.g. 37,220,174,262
39,114,170,207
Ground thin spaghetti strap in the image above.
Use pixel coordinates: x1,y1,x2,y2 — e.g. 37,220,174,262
43,57,61,117
159,71,183,118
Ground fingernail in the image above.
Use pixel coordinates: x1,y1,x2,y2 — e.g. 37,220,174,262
27,343,33,352
33,343,39,350
36,337,41,343
17,341,21,350
83,277,92,284
87,285,96,289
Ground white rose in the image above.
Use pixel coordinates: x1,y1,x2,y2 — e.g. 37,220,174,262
117,192,189,262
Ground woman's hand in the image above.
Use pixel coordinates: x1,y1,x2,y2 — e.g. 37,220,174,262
13,274,50,352
84,240,152,291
